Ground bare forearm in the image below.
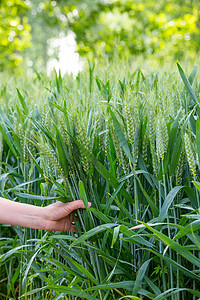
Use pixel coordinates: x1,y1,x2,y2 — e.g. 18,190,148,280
0,197,46,230
0,197,90,231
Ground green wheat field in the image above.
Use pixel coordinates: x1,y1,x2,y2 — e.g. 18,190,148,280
0,62,200,299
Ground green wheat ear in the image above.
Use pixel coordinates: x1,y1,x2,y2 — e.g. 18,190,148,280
77,124,90,173
156,116,168,163
184,132,196,178
39,143,65,178
148,109,158,176
125,102,135,146
119,145,129,174
60,117,69,146
105,125,109,157
42,103,48,125
142,131,148,163
175,148,185,186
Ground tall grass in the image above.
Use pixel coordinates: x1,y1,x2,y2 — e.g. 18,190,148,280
0,62,200,299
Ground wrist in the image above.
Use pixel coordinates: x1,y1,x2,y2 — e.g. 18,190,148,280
30,207,47,230
39,206,55,231
0,197,51,230
14,205,47,230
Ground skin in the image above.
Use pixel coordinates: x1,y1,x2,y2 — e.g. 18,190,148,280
0,197,91,231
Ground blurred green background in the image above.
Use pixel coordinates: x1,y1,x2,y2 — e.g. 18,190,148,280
0,0,200,73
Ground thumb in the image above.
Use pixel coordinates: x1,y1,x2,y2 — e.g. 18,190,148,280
65,200,91,214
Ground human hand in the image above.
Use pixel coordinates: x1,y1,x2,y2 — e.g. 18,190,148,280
43,200,91,231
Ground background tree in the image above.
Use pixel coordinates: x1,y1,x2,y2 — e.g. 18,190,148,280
56,0,200,60
0,0,199,72
0,0,31,71
23,0,63,69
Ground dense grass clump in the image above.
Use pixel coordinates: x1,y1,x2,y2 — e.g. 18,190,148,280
0,63,200,299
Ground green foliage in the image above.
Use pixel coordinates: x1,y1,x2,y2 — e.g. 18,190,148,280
1,62,200,299
1,0,200,71
43,0,200,60
0,0,31,71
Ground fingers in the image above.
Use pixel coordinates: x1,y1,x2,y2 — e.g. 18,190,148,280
65,200,91,214
46,200,92,224
70,213,75,223
71,225,76,232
